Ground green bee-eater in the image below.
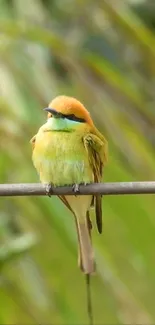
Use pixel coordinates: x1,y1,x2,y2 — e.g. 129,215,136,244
31,96,108,274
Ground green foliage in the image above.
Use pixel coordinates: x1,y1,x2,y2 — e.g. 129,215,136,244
0,0,155,323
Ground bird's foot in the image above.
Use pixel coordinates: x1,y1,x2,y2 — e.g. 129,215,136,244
45,183,53,197
72,183,80,195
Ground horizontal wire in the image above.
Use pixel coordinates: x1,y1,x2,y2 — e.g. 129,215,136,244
0,182,155,196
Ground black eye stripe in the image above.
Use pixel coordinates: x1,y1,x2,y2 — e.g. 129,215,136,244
44,107,86,123
62,114,86,123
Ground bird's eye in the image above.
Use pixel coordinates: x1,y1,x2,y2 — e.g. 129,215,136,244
68,114,75,119
61,113,86,123
67,114,86,123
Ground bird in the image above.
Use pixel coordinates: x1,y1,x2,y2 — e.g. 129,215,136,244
30,95,108,274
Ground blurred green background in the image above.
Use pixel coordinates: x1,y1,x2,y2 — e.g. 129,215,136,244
1,0,155,323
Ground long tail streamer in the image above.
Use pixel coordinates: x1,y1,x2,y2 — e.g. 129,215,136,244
86,274,93,325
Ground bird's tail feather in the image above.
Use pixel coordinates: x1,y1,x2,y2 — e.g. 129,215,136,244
75,214,95,274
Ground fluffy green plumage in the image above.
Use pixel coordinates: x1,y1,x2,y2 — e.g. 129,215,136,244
32,117,94,186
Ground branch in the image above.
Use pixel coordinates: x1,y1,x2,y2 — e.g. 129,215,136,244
0,182,155,196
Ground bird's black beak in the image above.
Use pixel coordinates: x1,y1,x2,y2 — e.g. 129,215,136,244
43,107,62,118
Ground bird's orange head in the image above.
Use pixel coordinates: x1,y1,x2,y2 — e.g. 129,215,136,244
44,95,94,126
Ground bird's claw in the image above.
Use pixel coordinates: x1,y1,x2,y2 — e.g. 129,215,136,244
45,183,53,197
72,183,80,195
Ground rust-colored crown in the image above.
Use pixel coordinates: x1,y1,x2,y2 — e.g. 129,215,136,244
47,95,93,126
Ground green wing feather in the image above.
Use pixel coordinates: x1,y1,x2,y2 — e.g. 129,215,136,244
83,132,108,233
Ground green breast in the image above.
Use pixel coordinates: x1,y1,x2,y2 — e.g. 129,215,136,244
33,127,93,186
